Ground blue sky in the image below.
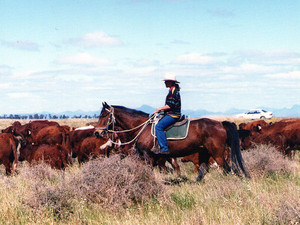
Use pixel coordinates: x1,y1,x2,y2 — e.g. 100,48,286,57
0,0,299,115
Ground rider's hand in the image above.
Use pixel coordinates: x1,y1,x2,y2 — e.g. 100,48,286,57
153,108,160,114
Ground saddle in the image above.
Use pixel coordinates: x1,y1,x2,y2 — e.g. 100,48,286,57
151,115,190,140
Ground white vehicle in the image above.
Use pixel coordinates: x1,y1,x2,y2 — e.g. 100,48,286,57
235,109,273,120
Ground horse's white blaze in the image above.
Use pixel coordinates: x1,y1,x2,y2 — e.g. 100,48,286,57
100,140,112,150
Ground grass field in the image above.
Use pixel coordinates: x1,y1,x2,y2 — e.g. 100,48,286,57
0,118,299,225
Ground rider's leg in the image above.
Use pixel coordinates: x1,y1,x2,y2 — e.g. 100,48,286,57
155,115,176,152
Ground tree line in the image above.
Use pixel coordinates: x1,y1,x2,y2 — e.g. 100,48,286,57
0,113,99,119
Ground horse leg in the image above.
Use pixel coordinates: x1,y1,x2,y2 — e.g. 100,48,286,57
167,157,181,176
156,157,168,173
196,162,209,182
204,138,229,175
196,150,211,181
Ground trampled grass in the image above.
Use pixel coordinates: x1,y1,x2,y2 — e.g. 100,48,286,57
0,118,299,224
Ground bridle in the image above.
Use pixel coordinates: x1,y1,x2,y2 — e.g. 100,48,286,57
95,106,156,146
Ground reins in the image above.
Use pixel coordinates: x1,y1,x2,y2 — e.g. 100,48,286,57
96,107,156,146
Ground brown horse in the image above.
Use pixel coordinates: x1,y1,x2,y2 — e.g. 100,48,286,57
96,102,249,181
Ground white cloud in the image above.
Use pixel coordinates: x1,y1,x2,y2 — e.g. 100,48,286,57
0,65,12,76
68,31,122,47
234,50,300,65
57,53,113,66
125,66,157,75
265,71,300,79
219,75,240,80
0,83,11,89
6,92,39,99
174,53,216,65
1,40,40,51
221,63,274,75
55,74,95,82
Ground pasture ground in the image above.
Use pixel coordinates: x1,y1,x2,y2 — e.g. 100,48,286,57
0,118,299,225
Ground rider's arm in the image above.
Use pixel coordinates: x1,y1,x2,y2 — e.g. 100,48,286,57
154,105,171,114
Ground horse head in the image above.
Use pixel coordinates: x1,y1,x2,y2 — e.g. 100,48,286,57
97,102,114,128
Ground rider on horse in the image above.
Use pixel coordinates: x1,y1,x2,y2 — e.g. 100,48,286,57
153,73,181,155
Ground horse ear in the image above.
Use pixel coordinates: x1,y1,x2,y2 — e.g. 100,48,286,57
104,102,109,108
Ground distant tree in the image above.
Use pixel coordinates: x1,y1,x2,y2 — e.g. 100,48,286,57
52,115,58,119
33,114,39,119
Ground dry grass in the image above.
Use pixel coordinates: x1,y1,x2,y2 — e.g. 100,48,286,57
10,156,163,221
0,118,98,130
0,118,299,224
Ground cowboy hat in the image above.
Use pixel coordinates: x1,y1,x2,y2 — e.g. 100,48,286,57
162,73,180,83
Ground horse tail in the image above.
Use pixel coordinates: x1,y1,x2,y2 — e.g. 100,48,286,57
222,121,250,178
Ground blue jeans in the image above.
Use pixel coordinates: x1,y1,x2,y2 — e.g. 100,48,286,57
155,115,177,152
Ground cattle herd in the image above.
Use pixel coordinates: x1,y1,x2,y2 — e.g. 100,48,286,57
0,120,116,174
181,118,300,172
0,118,299,176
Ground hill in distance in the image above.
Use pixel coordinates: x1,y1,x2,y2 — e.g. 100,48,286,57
1,104,299,119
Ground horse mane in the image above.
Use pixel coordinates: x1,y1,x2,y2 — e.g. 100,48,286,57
112,105,149,117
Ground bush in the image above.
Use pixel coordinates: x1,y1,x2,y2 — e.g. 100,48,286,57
242,144,299,177
19,155,164,217
19,163,76,220
77,155,164,210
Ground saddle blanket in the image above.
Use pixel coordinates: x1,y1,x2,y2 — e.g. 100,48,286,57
151,118,190,140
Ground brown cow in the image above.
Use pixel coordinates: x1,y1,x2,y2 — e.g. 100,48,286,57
280,122,300,156
67,127,95,158
3,120,60,143
34,125,69,146
77,136,117,164
0,133,22,175
1,121,22,133
241,133,287,155
240,119,300,157
19,142,69,170
181,147,230,173
258,119,300,135
239,120,269,135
